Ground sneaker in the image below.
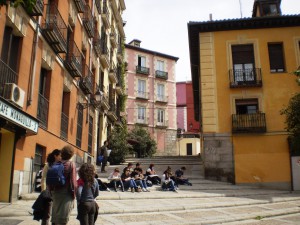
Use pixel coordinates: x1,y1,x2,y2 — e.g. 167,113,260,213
173,189,178,193
131,187,134,193
146,188,150,192
142,188,147,192
106,188,111,192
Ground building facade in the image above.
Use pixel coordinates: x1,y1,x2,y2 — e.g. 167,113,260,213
125,40,179,156
0,0,126,202
176,81,201,156
188,0,300,189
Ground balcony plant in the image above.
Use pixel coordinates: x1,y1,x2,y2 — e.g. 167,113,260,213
0,0,37,12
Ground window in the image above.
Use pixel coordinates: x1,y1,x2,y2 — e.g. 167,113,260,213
157,109,164,124
76,104,83,148
232,44,255,83
235,99,258,114
137,106,146,122
157,83,165,101
34,145,45,173
1,26,22,73
37,68,51,128
262,3,279,16
138,79,146,98
157,60,164,71
88,116,93,154
60,91,70,140
268,43,285,72
138,56,146,67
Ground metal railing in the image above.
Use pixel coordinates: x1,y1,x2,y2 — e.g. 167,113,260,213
37,94,49,128
0,59,18,96
156,119,168,128
79,64,94,94
74,0,85,13
82,4,94,38
155,70,168,79
156,94,168,102
136,90,148,99
136,65,150,75
64,39,83,77
232,113,266,133
229,68,262,88
60,112,68,140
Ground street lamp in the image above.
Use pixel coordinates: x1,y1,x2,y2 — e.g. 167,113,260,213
78,89,103,109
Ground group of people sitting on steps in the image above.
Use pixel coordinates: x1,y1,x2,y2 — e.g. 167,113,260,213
95,162,192,193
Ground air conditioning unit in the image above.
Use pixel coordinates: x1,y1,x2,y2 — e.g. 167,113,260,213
3,83,25,108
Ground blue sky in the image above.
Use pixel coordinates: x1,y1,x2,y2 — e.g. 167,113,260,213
123,0,300,81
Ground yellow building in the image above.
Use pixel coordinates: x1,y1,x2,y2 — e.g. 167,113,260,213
0,0,126,202
188,0,300,189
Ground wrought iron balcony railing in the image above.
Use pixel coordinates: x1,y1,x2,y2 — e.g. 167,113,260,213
155,70,168,79
79,64,94,95
74,0,85,13
107,102,117,121
64,39,83,78
136,91,149,99
60,112,68,140
0,59,18,96
26,0,44,16
136,65,149,75
101,0,110,28
37,94,49,128
41,4,67,54
109,62,118,83
82,4,94,38
95,0,101,14
229,68,262,88
155,94,168,103
232,113,266,133
93,31,101,57
100,39,109,68
136,117,149,126
156,119,168,128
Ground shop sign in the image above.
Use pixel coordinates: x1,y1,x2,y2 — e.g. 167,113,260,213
0,99,38,134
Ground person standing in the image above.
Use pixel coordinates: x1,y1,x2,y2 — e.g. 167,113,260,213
76,163,99,225
97,141,108,173
51,145,77,225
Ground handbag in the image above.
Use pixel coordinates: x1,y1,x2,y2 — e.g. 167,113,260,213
97,155,104,163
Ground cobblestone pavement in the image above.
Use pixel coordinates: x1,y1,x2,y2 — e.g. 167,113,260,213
1,177,300,225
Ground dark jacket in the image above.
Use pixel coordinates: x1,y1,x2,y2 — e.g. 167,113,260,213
32,189,52,221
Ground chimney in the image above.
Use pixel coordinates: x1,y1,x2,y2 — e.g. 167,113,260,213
128,39,141,47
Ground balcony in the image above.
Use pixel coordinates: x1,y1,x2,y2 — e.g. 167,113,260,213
109,62,118,83
74,0,85,13
232,113,266,133
155,70,168,80
101,1,110,29
26,0,44,16
110,27,117,48
136,91,149,100
95,0,101,14
115,67,123,95
82,4,94,38
136,65,149,75
60,112,68,140
79,64,94,95
136,117,149,126
155,94,168,103
156,120,168,128
93,31,101,57
117,44,123,63
0,59,18,96
107,102,118,121
101,93,110,110
100,40,109,68
37,94,49,129
41,4,67,54
229,68,262,88
64,40,83,78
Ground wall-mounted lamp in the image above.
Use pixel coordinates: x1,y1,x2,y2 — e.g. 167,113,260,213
189,122,193,129
78,89,103,109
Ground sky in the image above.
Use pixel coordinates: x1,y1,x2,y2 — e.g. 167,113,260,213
123,0,300,82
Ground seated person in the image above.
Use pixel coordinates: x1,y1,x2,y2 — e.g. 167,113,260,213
95,174,111,192
175,167,192,186
161,167,177,192
121,167,139,193
108,168,124,192
146,164,161,185
131,168,149,192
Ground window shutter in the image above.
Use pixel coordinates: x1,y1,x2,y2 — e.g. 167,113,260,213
232,44,254,64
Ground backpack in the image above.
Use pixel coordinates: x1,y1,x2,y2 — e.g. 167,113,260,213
46,162,66,187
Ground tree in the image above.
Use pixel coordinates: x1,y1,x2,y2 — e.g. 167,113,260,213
107,125,130,165
281,93,300,155
293,67,300,85
127,125,157,158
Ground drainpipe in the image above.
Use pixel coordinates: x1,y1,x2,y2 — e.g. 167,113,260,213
27,17,41,106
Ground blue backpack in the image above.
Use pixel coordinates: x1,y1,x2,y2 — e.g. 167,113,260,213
46,162,66,186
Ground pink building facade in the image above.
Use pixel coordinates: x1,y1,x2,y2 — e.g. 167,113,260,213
176,81,200,133
125,40,179,155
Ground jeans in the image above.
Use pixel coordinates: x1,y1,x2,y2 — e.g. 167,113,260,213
135,179,147,189
162,180,176,191
123,179,138,190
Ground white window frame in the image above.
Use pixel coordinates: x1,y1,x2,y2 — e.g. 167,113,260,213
137,106,146,123
138,79,146,98
157,108,164,125
157,60,164,71
157,83,165,101
138,55,146,67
